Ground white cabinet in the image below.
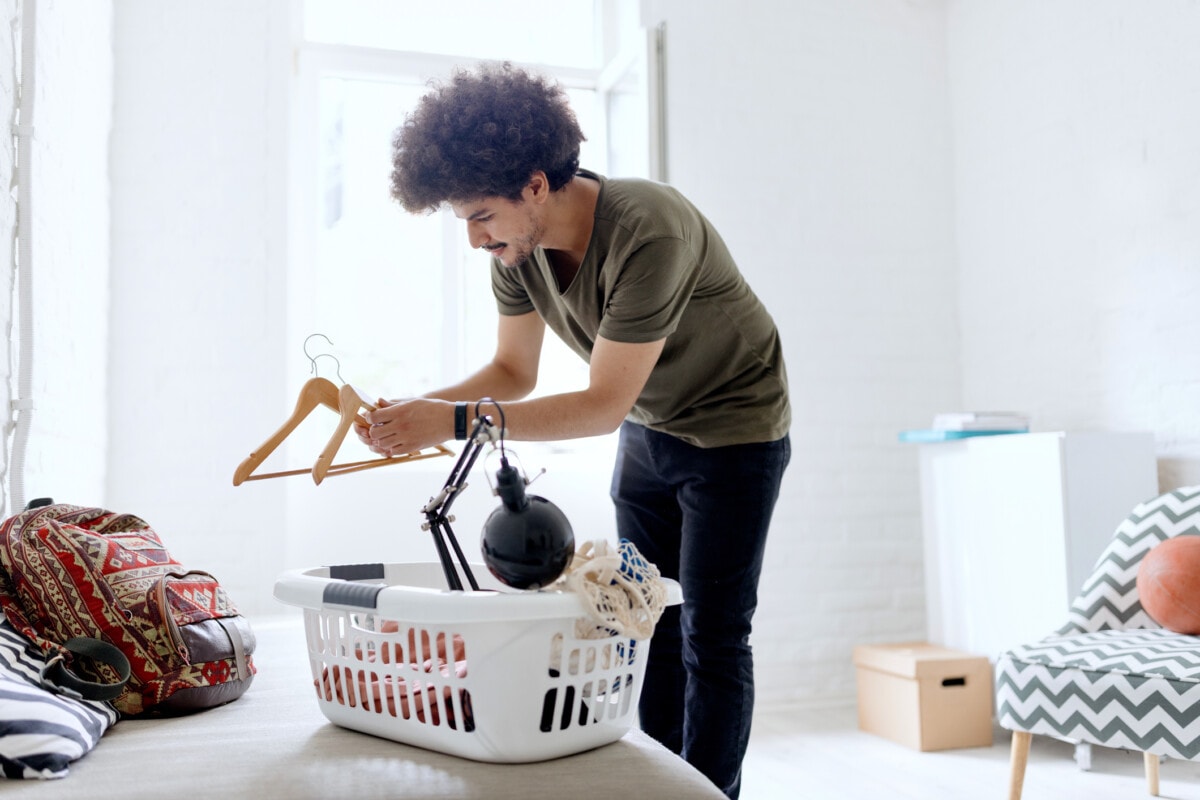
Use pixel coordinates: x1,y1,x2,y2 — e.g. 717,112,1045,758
917,431,1158,660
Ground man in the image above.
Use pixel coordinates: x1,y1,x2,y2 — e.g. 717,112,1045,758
361,62,790,799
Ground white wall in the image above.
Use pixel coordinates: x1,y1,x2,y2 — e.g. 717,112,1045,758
0,0,111,518
1,0,1197,710
106,0,292,614
647,0,958,702
947,0,1200,491
0,0,17,502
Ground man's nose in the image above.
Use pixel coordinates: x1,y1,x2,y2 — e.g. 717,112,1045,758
467,220,487,249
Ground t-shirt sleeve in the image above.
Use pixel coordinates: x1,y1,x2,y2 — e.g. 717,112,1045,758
491,258,535,316
598,237,699,344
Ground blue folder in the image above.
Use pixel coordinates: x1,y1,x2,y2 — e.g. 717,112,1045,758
897,429,1027,444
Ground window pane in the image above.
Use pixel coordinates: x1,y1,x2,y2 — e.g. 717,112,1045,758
314,78,604,398
304,0,599,69
606,59,650,179
299,9,631,469
316,77,446,393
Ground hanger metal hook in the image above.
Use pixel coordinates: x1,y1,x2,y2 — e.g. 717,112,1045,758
303,333,344,384
304,333,335,363
310,353,345,384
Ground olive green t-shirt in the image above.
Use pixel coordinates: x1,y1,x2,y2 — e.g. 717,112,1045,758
490,170,790,448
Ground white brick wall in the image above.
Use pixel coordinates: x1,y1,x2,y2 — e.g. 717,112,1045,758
26,1,112,508
0,0,18,511
0,0,111,517
947,0,1200,492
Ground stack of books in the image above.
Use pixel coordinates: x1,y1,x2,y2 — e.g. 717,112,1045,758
899,411,1030,443
931,411,1030,433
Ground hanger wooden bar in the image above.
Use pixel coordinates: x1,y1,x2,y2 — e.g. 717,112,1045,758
312,383,376,485
237,448,452,482
233,378,450,486
233,377,341,486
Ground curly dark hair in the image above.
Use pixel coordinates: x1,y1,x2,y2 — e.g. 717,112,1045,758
390,62,586,213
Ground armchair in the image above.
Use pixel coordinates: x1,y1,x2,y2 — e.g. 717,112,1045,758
996,485,1200,798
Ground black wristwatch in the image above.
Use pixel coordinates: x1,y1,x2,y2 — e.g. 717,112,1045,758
454,402,468,440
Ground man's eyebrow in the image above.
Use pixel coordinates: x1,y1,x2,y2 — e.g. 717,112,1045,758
465,207,491,221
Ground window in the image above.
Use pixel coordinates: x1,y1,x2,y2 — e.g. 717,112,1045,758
302,0,599,69
290,1,660,468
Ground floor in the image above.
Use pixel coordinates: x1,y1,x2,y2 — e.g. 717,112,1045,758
740,703,1200,800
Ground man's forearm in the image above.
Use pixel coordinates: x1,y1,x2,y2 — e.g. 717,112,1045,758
419,361,535,404
460,391,625,443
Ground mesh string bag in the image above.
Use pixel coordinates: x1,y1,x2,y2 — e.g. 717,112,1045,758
560,539,668,641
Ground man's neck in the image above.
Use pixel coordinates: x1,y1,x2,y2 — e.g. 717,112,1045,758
539,174,600,268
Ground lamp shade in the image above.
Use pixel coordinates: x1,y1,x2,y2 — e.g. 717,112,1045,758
481,464,574,589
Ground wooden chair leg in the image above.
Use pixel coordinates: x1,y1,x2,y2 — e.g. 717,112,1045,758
1144,751,1159,796
1008,731,1032,800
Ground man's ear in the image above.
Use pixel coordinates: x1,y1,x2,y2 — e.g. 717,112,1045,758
525,171,550,204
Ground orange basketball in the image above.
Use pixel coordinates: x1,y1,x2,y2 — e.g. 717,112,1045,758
1137,536,1200,634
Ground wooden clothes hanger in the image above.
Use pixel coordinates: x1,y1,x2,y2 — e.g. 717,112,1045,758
233,377,339,486
233,378,451,486
311,383,452,485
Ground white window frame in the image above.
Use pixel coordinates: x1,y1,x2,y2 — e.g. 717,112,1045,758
286,13,666,469
287,40,615,384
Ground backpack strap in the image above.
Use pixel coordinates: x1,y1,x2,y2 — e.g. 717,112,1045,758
40,637,132,702
216,616,249,680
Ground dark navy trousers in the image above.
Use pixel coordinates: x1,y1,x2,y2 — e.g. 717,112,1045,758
610,421,791,800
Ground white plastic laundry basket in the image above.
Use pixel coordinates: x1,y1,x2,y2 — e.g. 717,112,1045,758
273,561,682,763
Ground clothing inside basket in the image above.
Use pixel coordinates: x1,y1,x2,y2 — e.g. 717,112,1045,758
316,618,474,729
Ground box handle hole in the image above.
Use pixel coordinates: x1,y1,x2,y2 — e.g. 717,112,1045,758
942,676,966,687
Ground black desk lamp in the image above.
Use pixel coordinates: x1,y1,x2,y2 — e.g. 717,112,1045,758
420,399,574,591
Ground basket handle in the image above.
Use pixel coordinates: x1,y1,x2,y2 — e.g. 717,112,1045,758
324,581,385,609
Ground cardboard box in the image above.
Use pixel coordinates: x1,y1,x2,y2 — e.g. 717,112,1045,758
852,641,994,751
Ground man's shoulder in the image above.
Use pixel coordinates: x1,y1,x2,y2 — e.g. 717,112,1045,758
591,173,696,243
601,175,679,205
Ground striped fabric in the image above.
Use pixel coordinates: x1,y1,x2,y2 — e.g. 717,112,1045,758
996,486,1200,759
0,615,118,779
1059,486,1200,635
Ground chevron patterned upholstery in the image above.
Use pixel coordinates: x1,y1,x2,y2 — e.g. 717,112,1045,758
995,485,1200,798
1057,486,1200,636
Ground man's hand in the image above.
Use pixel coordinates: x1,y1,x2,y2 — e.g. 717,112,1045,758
358,397,453,456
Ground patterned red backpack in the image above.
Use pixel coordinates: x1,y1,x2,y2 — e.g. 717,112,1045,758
0,503,255,716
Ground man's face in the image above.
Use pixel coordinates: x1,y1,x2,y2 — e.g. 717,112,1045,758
451,194,544,269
